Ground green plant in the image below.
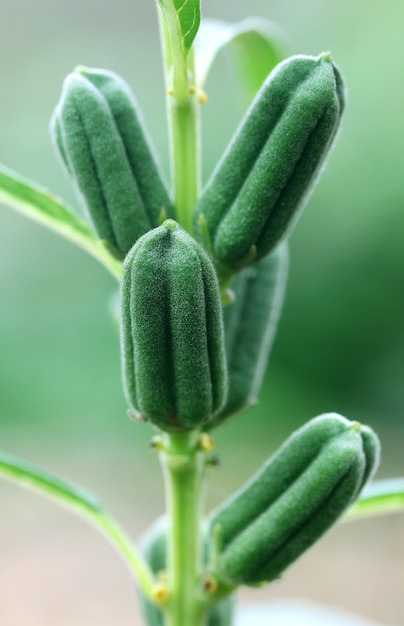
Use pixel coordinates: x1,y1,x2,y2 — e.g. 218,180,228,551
1,2,404,625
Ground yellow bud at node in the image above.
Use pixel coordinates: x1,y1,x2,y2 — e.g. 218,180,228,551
203,575,218,594
150,435,165,451
152,582,169,605
199,433,214,452
198,89,208,104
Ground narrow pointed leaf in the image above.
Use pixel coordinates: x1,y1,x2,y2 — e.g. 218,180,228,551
346,478,404,520
158,0,201,52
0,163,122,278
0,449,101,512
0,449,155,598
195,17,288,104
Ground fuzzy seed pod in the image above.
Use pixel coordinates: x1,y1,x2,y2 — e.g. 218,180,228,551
50,66,172,254
209,414,380,586
121,220,227,431
207,242,288,429
139,517,234,626
194,53,345,270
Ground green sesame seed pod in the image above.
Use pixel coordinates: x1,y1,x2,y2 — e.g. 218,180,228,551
356,424,381,493
138,517,167,626
211,414,350,548
120,221,227,431
207,242,288,429
50,69,172,254
209,414,380,586
194,54,345,271
76,66,173,227
51,113,73,176
246,452,362,584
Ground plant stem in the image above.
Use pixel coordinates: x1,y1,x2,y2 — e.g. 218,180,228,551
160,432,207,626
155,6,207,624
157,3,201,235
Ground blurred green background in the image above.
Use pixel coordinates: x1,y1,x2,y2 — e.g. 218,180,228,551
0,0,403,625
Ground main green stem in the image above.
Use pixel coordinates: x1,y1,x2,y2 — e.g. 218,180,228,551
161,433,207,626
157,3,201,235
155,5,206,624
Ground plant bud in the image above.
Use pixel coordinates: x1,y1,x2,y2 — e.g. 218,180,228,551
50,66,172,254
207,242,288,429
194,53,345,270
209,414,379,586
121,221,227,431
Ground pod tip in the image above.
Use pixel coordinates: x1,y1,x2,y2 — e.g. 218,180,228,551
163,219,178,230
199,433,215,452
74,65,87,75
319,51,332,62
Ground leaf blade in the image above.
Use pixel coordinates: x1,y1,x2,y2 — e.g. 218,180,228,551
195,17,288,105
0,163,122,279
0,449,156,598
0,449,102,515
158,0,200,53
174,0,200,51
346,477,404,521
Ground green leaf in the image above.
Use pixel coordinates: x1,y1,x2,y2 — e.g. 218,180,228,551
0,163,122,279
195,17,288,105
158,0,201,52
346,477,404,520
174,0,200,51
0,449,101,513
0,449,156,598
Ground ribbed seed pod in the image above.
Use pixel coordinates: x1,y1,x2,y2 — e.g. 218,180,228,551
139,517,234,626
360,424,382,486
50,66,172,254
121,220,227,431
209,414,380,586
207,242,288,429
194,53,345,270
